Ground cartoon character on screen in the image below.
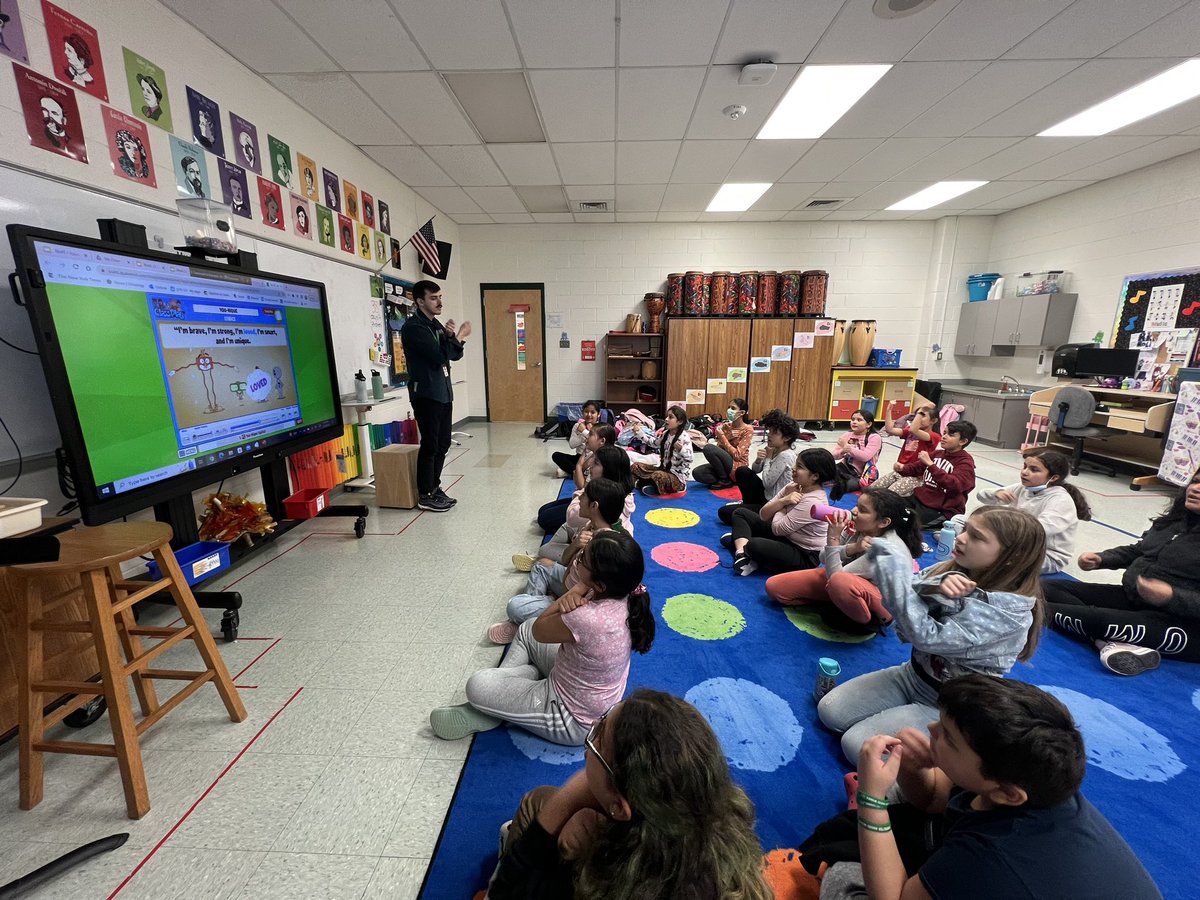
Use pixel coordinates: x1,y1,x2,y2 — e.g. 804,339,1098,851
169,349,235,414
229,380,247,406
272,366,285,399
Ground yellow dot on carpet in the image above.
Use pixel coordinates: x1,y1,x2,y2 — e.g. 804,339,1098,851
645,507,701,529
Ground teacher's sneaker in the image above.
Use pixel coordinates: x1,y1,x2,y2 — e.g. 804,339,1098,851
1099,641,1161,676
430,704,502,740
418,493,453,512
435,488,457,506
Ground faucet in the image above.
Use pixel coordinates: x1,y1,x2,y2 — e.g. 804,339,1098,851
999,374,1022,394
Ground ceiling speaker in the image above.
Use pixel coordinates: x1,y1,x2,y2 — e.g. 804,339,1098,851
872,0,940,18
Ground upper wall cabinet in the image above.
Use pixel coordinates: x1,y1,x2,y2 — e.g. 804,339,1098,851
954,294,1077,356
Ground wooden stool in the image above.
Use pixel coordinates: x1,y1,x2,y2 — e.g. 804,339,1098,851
8,522,247,819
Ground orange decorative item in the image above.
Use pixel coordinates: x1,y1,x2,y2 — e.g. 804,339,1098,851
198,492,276,543
640,359,658,379
644,293,666,333
666,273,684,315
710,271,733,315
737,271,759,315
683,271,705,315
848,319,877,366
758,271,779,315
831,320,848,365
801,270,829,315
779,270,802,315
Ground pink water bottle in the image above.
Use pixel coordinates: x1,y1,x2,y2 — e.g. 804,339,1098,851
811,503,848,524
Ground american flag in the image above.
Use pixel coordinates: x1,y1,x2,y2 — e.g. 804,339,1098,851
409,217,440,275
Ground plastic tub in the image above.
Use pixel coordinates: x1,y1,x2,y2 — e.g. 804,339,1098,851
1016,270,1066,296
868,348,902,368
283,488,329,520
176,198,237,254
147,541,230,586
860,395,880,417
0,497,48,537
966,273,1001,301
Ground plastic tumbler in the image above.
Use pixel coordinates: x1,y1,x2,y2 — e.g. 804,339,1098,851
814,657,841,701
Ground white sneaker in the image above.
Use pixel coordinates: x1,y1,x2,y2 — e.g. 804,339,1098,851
1099,641,1161,676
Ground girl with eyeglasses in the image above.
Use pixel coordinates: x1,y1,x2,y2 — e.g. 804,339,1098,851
489,689,773,900
431,530,654,746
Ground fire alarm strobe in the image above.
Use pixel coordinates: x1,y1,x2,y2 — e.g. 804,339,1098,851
738,62,777,86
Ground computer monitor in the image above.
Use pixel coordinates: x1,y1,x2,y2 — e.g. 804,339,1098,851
1073,346,1140,380
8,224,343,524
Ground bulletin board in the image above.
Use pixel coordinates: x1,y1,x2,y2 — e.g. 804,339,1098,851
1158,380,1200,486
382,276,415,385
1112,267,1200,390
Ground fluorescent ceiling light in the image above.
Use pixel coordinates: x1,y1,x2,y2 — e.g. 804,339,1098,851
1040,60,1200,137
707,183,772,212
887,181,988,211
758,64,892,140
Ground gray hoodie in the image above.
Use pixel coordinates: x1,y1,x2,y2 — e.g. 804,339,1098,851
753,447,798,498
870,539,1036,683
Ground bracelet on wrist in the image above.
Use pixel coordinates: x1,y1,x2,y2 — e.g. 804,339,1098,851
858,815,892,833
856,789,890,810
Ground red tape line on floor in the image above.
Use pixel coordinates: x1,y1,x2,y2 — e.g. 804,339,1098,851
231,637,281,682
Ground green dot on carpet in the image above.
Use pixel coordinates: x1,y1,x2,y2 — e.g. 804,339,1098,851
662,593,746,641
784,607,876,643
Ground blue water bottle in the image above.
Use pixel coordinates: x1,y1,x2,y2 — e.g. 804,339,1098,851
814,657,841,702
936,522,956,561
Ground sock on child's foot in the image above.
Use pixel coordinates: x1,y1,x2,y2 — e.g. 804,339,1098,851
487,622,518,645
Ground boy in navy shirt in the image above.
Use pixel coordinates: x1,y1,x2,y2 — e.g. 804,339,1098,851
851,675,1159,900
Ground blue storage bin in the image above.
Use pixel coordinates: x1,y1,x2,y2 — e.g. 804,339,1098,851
967,272,1000,301
860,395,880,417
147,541,230,586
869,348,902,368
557,402,584,422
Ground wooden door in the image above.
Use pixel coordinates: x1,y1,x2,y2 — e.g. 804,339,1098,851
482,286,545,422
705,319,752,416
748,318,793,416
789,318,837,420
665,318,710,418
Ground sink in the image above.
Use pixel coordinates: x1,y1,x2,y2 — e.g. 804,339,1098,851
993,389,1033,396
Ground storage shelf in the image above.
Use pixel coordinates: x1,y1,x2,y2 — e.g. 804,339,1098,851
608,355,662,360
607,378,662,383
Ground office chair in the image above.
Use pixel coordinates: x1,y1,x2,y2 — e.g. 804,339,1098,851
1054,386,1116,477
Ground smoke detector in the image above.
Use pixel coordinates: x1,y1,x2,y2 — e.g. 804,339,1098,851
873,0,940,18
738,62,777,86
723,104,748,120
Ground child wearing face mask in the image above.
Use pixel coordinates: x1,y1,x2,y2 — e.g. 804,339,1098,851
832,408,883,494
973,448,1091,573
692,398,753,489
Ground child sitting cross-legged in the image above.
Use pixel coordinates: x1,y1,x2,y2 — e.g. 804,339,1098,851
831,408,883,494
873,401,939,497
899,420,977,527
842,675,1160,900
765,487,923,627
494,478,630,644
631,405,693,497
717,408,800,525
431,530,654,746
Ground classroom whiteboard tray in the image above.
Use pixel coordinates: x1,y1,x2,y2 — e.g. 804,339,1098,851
0,497,49,538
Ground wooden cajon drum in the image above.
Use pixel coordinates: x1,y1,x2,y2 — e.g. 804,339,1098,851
373,444,420,508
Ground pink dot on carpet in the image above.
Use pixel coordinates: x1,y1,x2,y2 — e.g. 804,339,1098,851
711,486,742,500
652,541,720,573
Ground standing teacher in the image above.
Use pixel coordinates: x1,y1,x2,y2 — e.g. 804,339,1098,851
401,280,470,512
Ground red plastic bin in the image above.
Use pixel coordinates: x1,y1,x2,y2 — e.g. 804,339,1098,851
283,488,329,520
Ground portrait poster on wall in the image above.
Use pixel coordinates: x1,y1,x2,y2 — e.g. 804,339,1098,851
229,112,260,173
377,200,391,235
257,176,284,230
13,63,87,162
218,159,251,218
374,231,386,264
42,1,108,101
337,213,354,254
344,181,360,221
0,0,31,63
315,204,335,247
291,194,312,239
267,134,292,188
123,47,171,131
169,136,208,197
186,86,225,157
389,238,401,270
362,190,375,228
297,153,319,201
356,222,372,261
101,106,155,186
322,167,341,213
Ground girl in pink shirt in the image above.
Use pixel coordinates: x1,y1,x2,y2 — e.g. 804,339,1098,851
431,531,655,746
832,408,883,493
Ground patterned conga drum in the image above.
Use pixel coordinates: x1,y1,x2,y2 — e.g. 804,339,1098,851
801,270,829,315
667,273,684,315
779,270,802,315
737,271,759,315
702,273,713,314
683,271,705,316
848,319,877,366
710,271,733,315
758,271,779,315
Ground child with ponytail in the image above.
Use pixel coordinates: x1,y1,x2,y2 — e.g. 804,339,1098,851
631,405,692,496
765,487,923,625
974,448,1091,573
432,530,655,746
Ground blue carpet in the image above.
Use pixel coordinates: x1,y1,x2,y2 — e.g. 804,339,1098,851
421,484,1197,899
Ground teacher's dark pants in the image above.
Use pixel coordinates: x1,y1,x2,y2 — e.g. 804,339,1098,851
1043,578,1200,662
412,396,453,496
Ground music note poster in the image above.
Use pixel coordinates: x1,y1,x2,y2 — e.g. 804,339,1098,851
1114,267,1200,384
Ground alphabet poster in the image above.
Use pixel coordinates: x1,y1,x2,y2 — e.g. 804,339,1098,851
297,153,318,201
186,86,225,157
267,134,292,188
0,0,31,63
102,106,155,186
229,112,260,173
257,176,284,229
316,204,335,247
123,46,171,131
218,159,250,218
42,1,108,100
13,63,87,162
169,135,208,197
291,194,312,239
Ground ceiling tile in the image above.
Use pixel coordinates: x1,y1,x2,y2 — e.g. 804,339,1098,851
1052,135,1200,181
779,140,883,182
284,0,427,72
514,185,570,212
574,212,616,222
356,73,479,144
897,60,1082,138
670,140,746,183
1006,135,1159,180
160,0,336,72
661,183,721,212
699,212,744,222
616,212,652,222
810,182,882,201
969,57,1187,137
657,211,701,222
839,182,931,212
726,141,815,181
564,184,615,201
838,138,952,182
552,143,615,183
363,146,454,186
508,0,617,68
808,0,961,64
529,70,616,142
976,180,1093,209
452,214,495,224
907,0,1072,61
532,213,577,223
897,137,1022,179
617,142,681,184
714,0,844,64
443,72,545,143
825,62,988,139
392,0,520,68
488,143,561,184
616,183,666,212
782,210,830,221
267,74,409,144
947,180,1042,206
1005,0,1188,60
1103,0,1200,57
738,210,787,221
492,213,536,224
464,186,527,213
1113,95,1200,137
618,68,706,140
686,63,802,139
954,136,1089,180
428,146,507,186
754,183,823,211
619,0,729,66
413,186,483,215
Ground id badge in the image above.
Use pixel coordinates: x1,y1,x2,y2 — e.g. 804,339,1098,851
443,365,451,378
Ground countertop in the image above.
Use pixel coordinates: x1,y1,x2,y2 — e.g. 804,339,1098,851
940,381,1041,400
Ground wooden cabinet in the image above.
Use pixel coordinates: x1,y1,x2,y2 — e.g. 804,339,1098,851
953,301,998,357
748,319,795,416
957,294,1077,354
603,332,664,416
789,319,839,420
704,319,751,417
